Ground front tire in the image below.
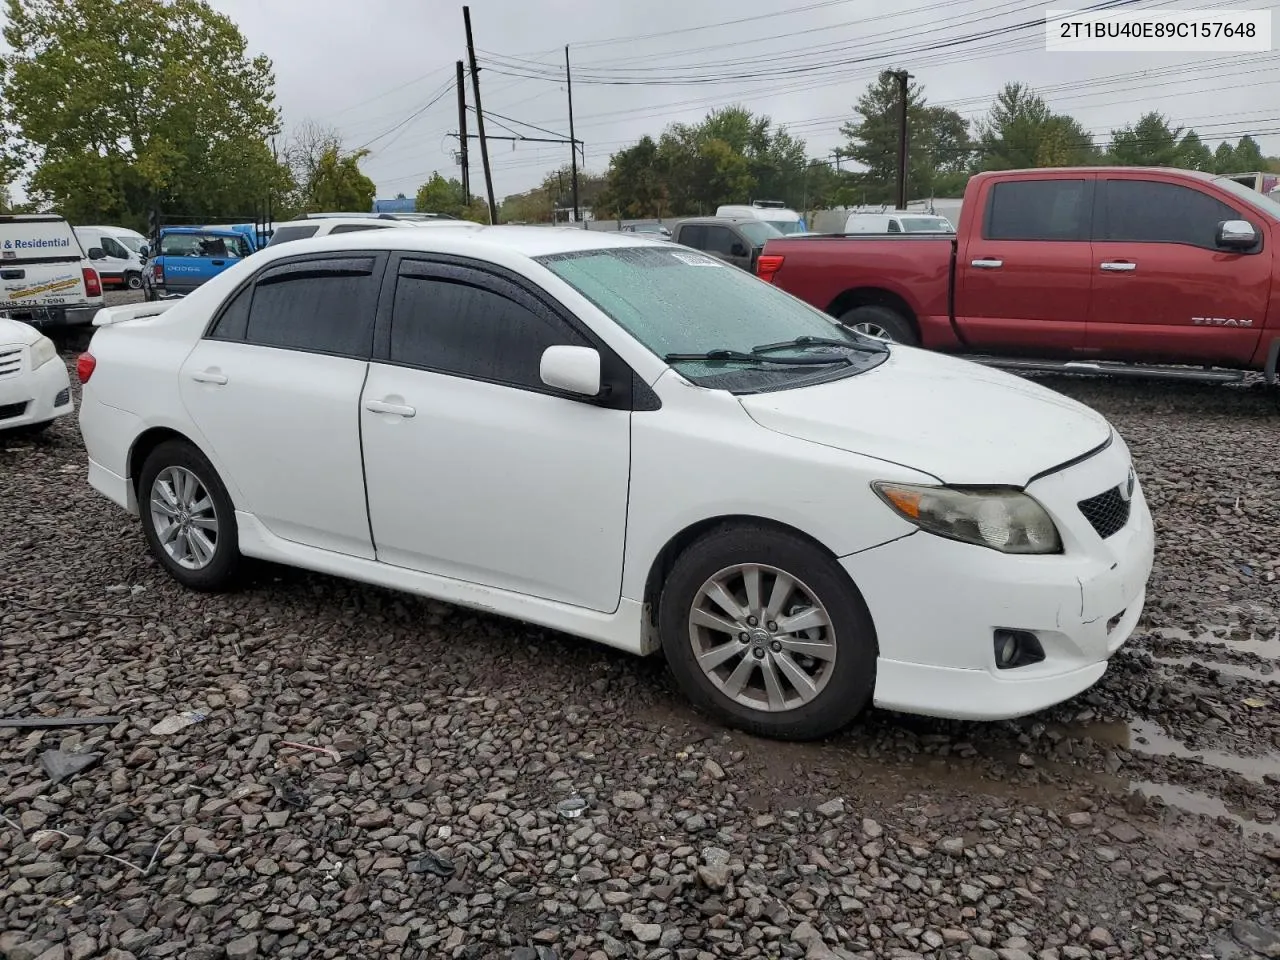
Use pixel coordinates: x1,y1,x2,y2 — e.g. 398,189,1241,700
837,304,918,346
658,524,878,741
138,440,241,591
126,272,143,290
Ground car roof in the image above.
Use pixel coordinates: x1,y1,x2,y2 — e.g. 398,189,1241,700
254,223,666,261
282,217,418,230
160,227,244,237
675,217,760,226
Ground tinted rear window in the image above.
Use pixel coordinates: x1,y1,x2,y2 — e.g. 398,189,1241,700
985,179,1088,241
265,224,321,247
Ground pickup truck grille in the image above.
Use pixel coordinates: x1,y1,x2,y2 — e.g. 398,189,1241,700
1078,485,1131,539
0,345,22,380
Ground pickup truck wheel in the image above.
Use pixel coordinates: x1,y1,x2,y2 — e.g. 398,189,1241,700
837,305,918,346
658,523,877,741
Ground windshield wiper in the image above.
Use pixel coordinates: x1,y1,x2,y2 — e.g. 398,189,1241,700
752,335,888,355
663,348,850,367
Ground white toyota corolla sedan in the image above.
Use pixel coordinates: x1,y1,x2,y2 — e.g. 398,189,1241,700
77,226,1154,740
0,317,74,435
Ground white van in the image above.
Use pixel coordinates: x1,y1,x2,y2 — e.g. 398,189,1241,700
1,215,104,328
715,201,807,234
844,212,955,234
74,225,148,291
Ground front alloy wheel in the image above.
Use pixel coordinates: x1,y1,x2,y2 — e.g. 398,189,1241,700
659,523,877,740
689,563,837,712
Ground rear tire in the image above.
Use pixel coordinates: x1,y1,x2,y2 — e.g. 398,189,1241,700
126,272,142,290
138,440,242,592
658,523,878,741
837,305,918,346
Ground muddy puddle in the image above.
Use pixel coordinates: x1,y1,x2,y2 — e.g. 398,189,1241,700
1130,780,1280,842
1148,623,1280,659
1152,654,1277,683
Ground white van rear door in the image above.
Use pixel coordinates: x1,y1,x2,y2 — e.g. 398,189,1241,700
1,217,89,309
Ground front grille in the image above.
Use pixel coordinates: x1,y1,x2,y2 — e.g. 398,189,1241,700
0,345,21,379
1078,485,1131,539
0,400,28,421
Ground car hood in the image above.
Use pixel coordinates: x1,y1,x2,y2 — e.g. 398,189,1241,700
737,346,1112,486
0,317,41,347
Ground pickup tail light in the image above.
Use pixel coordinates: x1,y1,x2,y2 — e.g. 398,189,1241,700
82,266,102,298
756,254,784,284
153,262,164,284
77,352,96,384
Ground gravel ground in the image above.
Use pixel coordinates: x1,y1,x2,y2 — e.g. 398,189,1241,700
1,299,1278,960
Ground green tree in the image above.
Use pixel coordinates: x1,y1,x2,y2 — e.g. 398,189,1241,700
840,71,971,204
416,171,467,216
0,0,288,230
1213,142,1237,173
1230,135,1265,171
597,136,668,219
1106,112,1182,167
1177,131,1214,171
305,147,375,213
975,82,1096,171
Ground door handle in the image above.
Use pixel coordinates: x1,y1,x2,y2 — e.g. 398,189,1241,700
365,399,416,418
971,258,1003,269
210,260,226,267
190,369,228,385
1100,261,1136,272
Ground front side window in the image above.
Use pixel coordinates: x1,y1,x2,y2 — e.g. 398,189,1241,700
389,268,588,390
985,179,1088,241
1098,179,1249,249
538,246,887,393
100,236,130,258
242,257,378,357
736,221,783,246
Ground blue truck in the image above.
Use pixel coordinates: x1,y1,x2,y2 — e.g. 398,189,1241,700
143,227,257,301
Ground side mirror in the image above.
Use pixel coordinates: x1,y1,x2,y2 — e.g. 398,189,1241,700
139,245,150,259
87,247,105,260
1217,219,1257,250
730,241,748,257
540,345,601,397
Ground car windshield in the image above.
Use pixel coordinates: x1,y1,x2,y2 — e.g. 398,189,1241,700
1211,175,1280,221
737,221,784,246
160,232,252,258
537,246,887,393
765,220,806,234
900,216,954,233
116,235,146,254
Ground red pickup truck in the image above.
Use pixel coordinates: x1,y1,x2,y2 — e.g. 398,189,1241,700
757,167,1280,383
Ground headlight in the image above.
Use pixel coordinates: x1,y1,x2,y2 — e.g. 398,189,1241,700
30,335,57,370
873,482,1062,554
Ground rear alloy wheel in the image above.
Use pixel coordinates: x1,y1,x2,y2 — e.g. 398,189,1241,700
837,304,918,346
659,524,877,740
138,440,241,591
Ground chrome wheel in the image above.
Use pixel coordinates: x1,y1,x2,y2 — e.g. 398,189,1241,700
127,273,143,290
850,321,893,341
688,563,837,713
149,466,219,570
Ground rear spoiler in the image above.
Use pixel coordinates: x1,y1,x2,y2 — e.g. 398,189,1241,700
92,300,177,327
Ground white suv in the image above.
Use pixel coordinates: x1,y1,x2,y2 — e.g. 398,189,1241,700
265,216,478,249
1,214,104,328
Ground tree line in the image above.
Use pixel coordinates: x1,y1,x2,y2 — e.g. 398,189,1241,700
2,1,1274,228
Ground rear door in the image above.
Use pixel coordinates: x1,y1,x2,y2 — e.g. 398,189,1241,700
954,176,1095,354
1088,176,1267,364
179,253,383,557
702,225,753,270
0,216,89,313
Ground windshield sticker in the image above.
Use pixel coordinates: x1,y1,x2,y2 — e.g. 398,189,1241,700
670,251,723,267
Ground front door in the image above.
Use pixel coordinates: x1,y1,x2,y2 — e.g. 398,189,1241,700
360,258,631,612
179,254,383,558
1087,176,1268,365
954,176,1095,354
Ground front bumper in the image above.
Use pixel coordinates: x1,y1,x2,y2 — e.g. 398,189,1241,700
0,353,74,430
844,437,1155,721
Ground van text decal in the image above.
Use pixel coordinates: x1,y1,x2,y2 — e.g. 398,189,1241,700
2,237,72,250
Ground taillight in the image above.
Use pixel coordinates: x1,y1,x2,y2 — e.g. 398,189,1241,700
153,262,164,283
756,254,784,284
77,352,97,384
82,266,102,298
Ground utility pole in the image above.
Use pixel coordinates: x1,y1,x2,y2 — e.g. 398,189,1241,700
892,70,912,211
565,45,580,225
455,60,470,201
463,6,496,223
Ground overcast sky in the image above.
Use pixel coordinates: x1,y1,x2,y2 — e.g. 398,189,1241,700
10,0,1280,202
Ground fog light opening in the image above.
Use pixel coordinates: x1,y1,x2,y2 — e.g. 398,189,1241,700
993,629,1046,670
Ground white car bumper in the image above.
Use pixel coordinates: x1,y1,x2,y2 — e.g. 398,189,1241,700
0,354,74,430
844,437,1155,721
